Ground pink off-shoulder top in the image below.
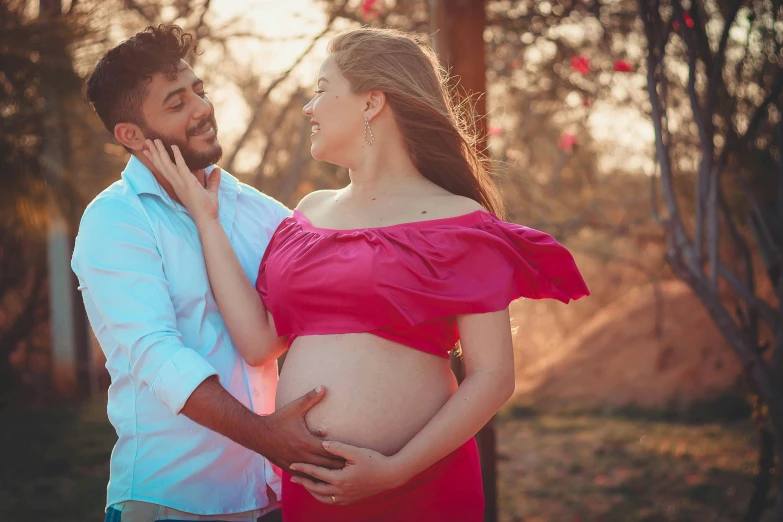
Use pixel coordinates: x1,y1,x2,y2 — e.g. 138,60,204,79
255,209,589,358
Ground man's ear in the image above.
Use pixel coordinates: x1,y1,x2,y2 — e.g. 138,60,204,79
114,122,146,152
364,90,386,121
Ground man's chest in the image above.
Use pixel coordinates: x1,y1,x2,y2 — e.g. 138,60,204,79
143,203,264,316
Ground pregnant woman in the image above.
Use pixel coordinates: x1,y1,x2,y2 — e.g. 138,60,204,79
145,27,588,522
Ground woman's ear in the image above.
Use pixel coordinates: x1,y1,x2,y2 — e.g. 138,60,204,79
364,90,386,120
114,122,146,152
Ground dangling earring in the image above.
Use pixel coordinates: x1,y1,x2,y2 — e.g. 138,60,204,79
364,117,375,146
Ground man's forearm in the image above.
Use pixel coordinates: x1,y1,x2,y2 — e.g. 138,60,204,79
180,375,269,455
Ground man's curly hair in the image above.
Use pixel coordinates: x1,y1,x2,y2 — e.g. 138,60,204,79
86,24,197,134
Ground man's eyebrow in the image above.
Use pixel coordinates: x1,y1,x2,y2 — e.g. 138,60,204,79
162,87,185,105
162,80,205,105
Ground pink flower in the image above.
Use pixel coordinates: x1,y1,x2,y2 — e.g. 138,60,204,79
613,59,633,72
488,126,503,136
558,132,577,153
360,0,380,20
683,12,694,28
570,56,591,75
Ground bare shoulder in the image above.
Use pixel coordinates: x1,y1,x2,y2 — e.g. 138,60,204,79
295,189,340,214
421,193,486,219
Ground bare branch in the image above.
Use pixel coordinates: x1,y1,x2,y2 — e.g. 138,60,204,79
716,261,777,327
666,252,783,438
121,0,157,24
195,0,211,35
707,170,719,289
639,0,690,254
706,0,742,116
224,19,336,173
719,67,783,170
253,90,305,189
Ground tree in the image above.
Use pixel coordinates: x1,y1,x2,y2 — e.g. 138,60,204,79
639,0,783,519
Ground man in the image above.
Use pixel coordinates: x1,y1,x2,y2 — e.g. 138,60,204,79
72,25,340,522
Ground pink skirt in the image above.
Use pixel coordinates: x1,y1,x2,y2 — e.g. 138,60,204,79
281,438,484,522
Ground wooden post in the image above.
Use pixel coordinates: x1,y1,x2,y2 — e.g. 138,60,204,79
41,0,92,398
428,2,498,522
429,0,488,141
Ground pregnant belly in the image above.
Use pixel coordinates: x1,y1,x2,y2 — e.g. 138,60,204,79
276,333,458,456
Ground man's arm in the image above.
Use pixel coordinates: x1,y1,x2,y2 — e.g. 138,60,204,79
182,377,341,471
72,197,340,471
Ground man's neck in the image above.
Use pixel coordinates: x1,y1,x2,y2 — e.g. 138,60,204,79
135,153,206,205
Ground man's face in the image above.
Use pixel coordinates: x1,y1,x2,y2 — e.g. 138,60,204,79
139,60,221,170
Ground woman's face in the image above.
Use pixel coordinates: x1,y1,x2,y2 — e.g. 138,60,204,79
302,54,366,167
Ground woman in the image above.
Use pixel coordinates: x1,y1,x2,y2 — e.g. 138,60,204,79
145,27,588,522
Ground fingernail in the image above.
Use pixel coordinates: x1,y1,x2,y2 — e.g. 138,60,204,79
289,465,298,471
315,385,323,393
322,441,330,449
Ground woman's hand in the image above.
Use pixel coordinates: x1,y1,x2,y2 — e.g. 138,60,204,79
143,139,220,224
289,441,410,505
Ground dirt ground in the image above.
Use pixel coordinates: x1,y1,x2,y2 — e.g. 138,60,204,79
511,280,745,409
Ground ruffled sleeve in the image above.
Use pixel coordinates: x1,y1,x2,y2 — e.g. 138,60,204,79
374,213,590,326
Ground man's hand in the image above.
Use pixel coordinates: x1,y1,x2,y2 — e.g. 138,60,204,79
180,377,344,478
258,386,346,475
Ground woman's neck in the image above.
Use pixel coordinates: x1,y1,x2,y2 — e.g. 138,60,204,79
346,135,424,200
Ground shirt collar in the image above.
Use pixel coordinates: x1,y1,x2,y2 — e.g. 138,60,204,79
121,154,240,210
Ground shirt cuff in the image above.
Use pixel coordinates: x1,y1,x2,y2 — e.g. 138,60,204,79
150,348,219,414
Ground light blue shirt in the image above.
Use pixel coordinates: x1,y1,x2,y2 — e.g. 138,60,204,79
71,156,290,514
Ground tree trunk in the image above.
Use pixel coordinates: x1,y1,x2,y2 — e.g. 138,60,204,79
777,436,783,522
745,421,774,522
429,2,497,521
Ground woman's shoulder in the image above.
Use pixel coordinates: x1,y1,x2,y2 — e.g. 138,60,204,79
410,192,486,221
295,189,341,215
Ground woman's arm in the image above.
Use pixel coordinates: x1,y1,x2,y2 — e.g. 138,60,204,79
193,218,286,366
389,308,515,471
144,140,285,366
289,308,516,504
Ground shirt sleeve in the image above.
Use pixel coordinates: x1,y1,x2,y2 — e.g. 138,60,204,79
71,197,218,414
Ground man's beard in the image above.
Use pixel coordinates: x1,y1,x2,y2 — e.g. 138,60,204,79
141,116,223,170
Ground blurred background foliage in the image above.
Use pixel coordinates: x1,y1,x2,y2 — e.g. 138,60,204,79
2,0,783,520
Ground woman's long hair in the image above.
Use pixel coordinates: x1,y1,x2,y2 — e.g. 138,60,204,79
328,28,505,218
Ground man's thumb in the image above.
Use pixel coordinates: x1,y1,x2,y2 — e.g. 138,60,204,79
207,167,222,193
296,385,326,413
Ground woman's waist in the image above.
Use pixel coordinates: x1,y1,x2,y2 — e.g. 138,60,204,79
276,334,457,455
283,323,457,360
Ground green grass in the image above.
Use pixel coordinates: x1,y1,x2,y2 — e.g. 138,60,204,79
496,407,772,522
0,395,772,522
0,397,115,522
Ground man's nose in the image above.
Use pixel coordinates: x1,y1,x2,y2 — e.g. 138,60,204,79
193,95,212,120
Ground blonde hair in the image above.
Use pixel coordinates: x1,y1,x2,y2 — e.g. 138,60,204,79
328,28,504,217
